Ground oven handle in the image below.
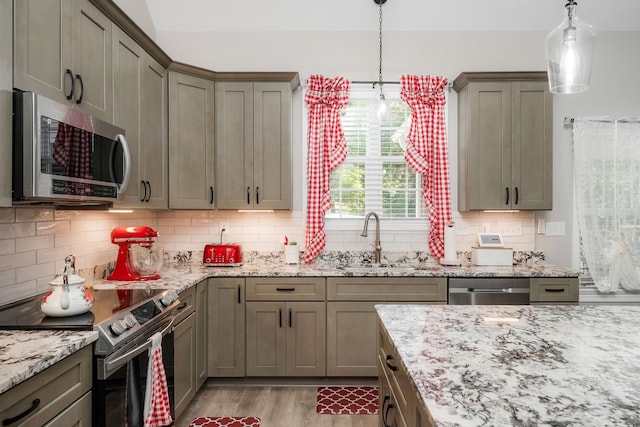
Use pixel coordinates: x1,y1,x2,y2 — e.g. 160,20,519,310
102,316,174,378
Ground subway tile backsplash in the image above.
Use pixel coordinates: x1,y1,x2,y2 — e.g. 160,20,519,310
0,207,534,304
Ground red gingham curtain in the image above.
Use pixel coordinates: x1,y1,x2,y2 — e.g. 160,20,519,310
401,75,451,260
304,75,351,263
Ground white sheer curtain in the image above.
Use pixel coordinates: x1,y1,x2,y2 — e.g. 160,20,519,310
573,118,640,293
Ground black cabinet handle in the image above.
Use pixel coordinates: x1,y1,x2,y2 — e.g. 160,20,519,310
209,186,214,204
383,402,395,427
288,308,292,328
75,74,84,104
140,180,147,202
515,187,519,205
385,354,398,371
256,186,260,205
381,395,390,426
3,398,40,425
278,308,282,328
176,302,187,310
247,187,251,204
146,181,151,202
276,287,295,292
543,288,566,293
505,187,510,205
65,69,74,100
237,285,242,303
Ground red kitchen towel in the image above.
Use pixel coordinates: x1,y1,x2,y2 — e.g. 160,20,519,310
143,333,172,427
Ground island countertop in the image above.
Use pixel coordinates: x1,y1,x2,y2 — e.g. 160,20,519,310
376,304,640,426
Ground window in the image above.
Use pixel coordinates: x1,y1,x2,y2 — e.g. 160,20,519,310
328,85,425,219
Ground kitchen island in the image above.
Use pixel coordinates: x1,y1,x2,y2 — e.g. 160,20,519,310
376,304,640,426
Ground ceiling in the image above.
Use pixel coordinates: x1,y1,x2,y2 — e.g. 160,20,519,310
135,0,640,33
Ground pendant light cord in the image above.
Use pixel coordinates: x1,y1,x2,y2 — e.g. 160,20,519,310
378,0,383,87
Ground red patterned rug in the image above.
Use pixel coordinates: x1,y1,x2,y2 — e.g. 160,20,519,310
189,417,260,427
316,386,379,415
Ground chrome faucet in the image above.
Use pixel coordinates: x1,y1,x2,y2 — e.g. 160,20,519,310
361,212,382,264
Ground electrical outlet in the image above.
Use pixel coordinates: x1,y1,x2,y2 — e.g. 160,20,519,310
537,219,546,234
545,221,566,236
498,222,523,237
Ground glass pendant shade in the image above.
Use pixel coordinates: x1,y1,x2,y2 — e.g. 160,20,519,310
376,90,390,121
545,2,597,94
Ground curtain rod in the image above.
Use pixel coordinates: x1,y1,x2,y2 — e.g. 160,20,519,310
564,117,640,125
303,79,453,88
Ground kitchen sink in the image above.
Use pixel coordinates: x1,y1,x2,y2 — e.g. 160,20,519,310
335,263,417,273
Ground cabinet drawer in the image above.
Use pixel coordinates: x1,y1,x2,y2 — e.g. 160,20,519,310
44,391,91,427
246,278,325,301
176,285,196,323
327,277,446,302
530,278,579,303
0,346,92,427
378,323,412,421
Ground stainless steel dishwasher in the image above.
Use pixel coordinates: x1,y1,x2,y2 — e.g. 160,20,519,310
448,278,530,305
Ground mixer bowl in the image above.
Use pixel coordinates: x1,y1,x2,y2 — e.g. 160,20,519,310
129,246,164,276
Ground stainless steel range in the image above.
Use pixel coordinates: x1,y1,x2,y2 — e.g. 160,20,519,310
0,286,181,427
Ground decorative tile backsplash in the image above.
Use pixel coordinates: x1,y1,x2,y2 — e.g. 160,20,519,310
0,207,535,304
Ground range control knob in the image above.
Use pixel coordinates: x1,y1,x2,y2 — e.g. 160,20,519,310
110,319,127,336
123,314,137,328
160,290,179,307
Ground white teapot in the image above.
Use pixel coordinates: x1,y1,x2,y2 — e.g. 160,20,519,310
41,255,95,317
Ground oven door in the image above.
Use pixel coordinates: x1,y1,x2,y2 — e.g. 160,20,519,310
93,316,175,427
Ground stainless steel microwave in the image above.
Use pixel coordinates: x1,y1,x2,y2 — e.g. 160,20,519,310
12,91,130,205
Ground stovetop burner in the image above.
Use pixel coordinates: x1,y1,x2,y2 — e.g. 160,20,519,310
0,287,181,355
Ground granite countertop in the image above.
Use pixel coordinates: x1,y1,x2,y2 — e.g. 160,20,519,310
376,304,640,426
0,330,98,394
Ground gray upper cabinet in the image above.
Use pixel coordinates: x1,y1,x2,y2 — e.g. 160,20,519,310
14,0,113,121
454,72,553,211
215,81,292,210
112,26,168,209
168,72,216,209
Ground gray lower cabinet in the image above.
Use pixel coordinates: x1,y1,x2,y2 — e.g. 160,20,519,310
215,81,292,210
327,277,447,377
208,278,246,377
168,72,216,209
454,72,552,211
245,278,326,376
174,286,196,420
195,280,208,389
112,26,168,209
530,277,579,304
0,345,92,427
14,0,113,121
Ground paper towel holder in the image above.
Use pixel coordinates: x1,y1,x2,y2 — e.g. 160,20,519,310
440,221,462,266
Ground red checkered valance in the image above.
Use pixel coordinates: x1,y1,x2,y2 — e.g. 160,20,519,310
401,75,451,260
304,75,351,263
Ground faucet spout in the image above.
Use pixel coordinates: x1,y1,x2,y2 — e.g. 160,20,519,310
361,212,382,263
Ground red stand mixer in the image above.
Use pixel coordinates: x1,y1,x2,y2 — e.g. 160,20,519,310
108,226,162,281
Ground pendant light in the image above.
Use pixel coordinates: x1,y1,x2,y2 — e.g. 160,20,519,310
374,0,389,121
545,0,597,94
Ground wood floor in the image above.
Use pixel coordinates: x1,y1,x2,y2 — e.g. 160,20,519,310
174,380,378,427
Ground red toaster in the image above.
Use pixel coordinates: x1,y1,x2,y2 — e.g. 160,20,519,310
203,244,242,266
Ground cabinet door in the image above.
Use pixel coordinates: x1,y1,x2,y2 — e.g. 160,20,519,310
246,302,286,376
467,82,512,210
14,0,72,102
253,82,292,209
511,81,552,210
169,72,216,209
140,55,168,208
43,392,92,427
208,278,245,377
215,82,253,209
327,302,378,376
112,27,143,207
173,312,196,420
286,301,326,376
1,0,11,207
70,0,112,121
195,280,208,390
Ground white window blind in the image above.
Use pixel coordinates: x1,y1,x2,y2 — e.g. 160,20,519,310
329,85,425,219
